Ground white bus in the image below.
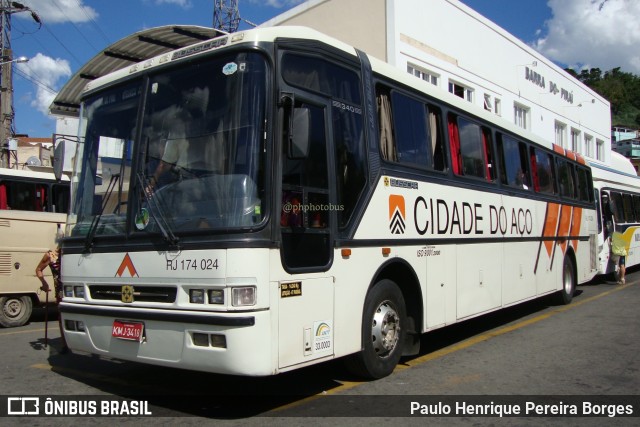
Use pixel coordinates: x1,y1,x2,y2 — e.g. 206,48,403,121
591,154,640,276
0,168,70,327
59,26,598,378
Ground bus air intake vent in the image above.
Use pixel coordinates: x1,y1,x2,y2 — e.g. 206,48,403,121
89,285,177,303
0,253,11,276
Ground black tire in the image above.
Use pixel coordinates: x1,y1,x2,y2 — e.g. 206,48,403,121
555,256,575,305
0,295,33,328
345,279,406,379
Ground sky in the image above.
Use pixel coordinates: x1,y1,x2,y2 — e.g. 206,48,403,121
6,0,640,138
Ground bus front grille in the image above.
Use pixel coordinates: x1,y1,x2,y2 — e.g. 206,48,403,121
89,285,177,303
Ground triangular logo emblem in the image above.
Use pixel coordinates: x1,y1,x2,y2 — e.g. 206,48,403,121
116,253,139,277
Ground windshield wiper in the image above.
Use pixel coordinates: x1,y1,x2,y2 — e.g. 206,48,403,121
137,173,180,247
84,173,119,253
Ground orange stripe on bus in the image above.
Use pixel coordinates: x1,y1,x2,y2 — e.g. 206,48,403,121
570,207,582,251
543,203,560,256
557,204,573,254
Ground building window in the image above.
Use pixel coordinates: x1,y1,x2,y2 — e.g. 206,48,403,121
596,139,604,160
484,94,501,116
448,81,473,102
555,121,567,148
484,94,491,111
514,103,529,130
494,98,501,116
584,134,593,158
570,128,580,152
407,64,439,86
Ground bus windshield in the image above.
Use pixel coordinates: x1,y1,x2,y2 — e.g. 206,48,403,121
69,51,267,242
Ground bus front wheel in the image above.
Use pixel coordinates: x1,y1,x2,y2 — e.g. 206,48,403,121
0,296,33,328
345,279,406,379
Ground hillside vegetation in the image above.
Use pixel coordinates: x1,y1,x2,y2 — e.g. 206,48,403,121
566,67,640,128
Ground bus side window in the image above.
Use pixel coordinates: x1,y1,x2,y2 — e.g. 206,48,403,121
498,133,530,190
532,149,556,195
390,91,429,167
556,158,575,198
610,192,624,223
576,167,591,202
447,113,462,175
377,87,396,162
622,193,634,223
427,105,446,171
633,195,640,222
0,182,6,209
456,117,487,179
482,127,495,181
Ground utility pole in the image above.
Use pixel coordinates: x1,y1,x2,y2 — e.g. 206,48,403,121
0,0,39,168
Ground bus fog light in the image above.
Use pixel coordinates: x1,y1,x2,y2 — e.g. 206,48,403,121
64,320,76,331
231,287,256,307
76,321,86,332
64,286,74,298
210,334,226,348
208,289,224,304
74,286,85,298
193,333,209,347
189,289,205,304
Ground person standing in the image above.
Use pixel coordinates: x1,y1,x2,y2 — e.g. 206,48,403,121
611,231,627,285
35,246,69,353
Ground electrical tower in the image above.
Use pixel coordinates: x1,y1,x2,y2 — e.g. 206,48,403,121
213,0,241,33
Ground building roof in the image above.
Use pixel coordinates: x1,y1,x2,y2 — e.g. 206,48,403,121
50,25,224,118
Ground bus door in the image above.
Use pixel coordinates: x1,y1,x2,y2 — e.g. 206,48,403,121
277,90,336,368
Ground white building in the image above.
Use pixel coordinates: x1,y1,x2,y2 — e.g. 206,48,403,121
261,0,611,164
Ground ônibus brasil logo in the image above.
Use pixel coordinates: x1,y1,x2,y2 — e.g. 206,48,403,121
388,195,406,234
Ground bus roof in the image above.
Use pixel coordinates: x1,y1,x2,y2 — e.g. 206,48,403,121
81,25,583,166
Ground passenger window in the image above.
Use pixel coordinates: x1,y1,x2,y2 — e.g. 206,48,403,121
456,116,486,179
498,134,530,190
390,91,429,166
610,192,624,222
575,167,591,202
622,194,634,223
531,148,556,194
633,195,640,221
427,105,446,171
556,159,576,199
376,85,446,172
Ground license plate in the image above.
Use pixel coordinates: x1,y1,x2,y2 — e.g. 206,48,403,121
112,320,144,342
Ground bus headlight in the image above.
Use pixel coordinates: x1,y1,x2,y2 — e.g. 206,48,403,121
231,286,256,307
208,289,224,305
64,286,74,298
74,286,85,298
189,289,205,304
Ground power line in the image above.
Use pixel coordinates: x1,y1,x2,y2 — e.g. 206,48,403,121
69,0,110,45
51,0,100,52
13,66,58,95
40,21,82,67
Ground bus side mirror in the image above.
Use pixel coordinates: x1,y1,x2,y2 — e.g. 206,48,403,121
288,107,310,159
281,93,310,159
53,140,65,181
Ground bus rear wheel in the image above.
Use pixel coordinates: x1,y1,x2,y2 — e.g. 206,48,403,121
555,256,575,305
0,296,33,328
345,279,406,379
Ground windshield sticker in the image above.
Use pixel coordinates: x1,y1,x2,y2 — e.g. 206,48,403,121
222,62,238,75
135,208,150,230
